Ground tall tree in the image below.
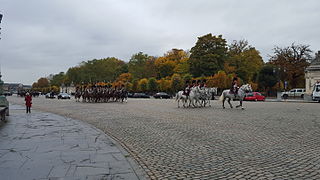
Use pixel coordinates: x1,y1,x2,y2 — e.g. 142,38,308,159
189,34,228,77
50,72,66,86
37,77,50,88
128,52,149,79
226,40,264,82
258,64,278,91
171,74,183,93
147,78,158,92
269,43,312,88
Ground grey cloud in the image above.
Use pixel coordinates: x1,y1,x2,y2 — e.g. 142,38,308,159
0,0,320,84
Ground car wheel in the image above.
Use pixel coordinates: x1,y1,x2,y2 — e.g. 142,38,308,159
6,108,9,116
301,94,304,99
283,94,288,99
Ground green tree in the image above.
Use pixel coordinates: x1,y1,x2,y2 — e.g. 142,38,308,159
226,40,264,83
258,64,278,91
128,52,149,79
171,74,183,93
147,78,158,92
189,34,228,77
131,79,139,92
50,72,66,86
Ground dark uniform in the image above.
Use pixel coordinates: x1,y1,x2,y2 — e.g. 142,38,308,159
231,77,239,97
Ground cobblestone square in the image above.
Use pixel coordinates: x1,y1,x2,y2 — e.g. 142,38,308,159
7,96,320,179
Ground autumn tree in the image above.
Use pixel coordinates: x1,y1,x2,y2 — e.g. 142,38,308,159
157,78,171,92
155,49,190,79
269,43,312,88
226,40,264,82
116,73,133,83
37,77,50,88
189,34,228,77
138,78,148,92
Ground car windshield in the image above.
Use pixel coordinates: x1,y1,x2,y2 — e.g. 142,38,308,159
246,93,253,97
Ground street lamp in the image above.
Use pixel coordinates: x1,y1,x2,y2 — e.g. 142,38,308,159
0,14,3,39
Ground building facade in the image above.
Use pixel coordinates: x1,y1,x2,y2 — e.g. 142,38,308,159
305,51,320,95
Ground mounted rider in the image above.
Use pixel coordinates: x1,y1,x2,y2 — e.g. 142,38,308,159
183,80,192,97
230,77,239,98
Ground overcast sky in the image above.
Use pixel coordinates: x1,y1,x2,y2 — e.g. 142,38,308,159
1,0,320,85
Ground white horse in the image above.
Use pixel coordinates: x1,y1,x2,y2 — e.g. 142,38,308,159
176,91,188,108
188,86,202,107
219,84,252,109
200,87,217,107
176,86,202,108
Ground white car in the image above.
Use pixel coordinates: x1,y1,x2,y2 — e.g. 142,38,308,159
281,88,305,99
312,83,320,102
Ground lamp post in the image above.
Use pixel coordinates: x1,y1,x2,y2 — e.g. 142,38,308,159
0,14,3,39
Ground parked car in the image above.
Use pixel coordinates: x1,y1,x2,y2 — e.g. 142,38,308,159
57,93,71,99
153,92,170,99
244,92,265,101
3,91,12,96
312,82,320,102
0,95,9,117
281,88,305,99
128,93,134,98
45,93,55,99
132,93,150,98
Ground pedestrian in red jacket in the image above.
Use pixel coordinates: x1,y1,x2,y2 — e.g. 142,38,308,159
25,93,32,113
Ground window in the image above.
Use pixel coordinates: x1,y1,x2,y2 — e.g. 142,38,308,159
297,89,302,92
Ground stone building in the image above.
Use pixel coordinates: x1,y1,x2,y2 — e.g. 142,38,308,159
305,51,320,95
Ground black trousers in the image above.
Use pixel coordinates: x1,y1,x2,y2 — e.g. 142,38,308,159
26,106,31,113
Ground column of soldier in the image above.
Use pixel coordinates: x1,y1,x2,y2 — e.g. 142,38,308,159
75,84,128,103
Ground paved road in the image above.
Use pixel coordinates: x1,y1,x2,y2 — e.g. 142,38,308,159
7,96,320,179
0,104,140,180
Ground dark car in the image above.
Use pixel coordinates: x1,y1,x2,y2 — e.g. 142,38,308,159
57,93,71,99
128,93,134,98
132,93,150,98
153,92,170,99
3,91,12,96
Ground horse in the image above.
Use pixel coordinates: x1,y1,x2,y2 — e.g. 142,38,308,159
176,91,188,108
188,86,202,107
119,89,128,103
200,87,217,107
75,89,82,102
219,84,252,110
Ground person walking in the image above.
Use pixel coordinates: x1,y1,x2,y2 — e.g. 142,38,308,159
25,92,32,113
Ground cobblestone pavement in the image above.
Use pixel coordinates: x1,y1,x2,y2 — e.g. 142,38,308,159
7,96,320,179
0,104,140,180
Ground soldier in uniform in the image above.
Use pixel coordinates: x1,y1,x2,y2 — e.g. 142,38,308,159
231,77,239,98
183,80,191,97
